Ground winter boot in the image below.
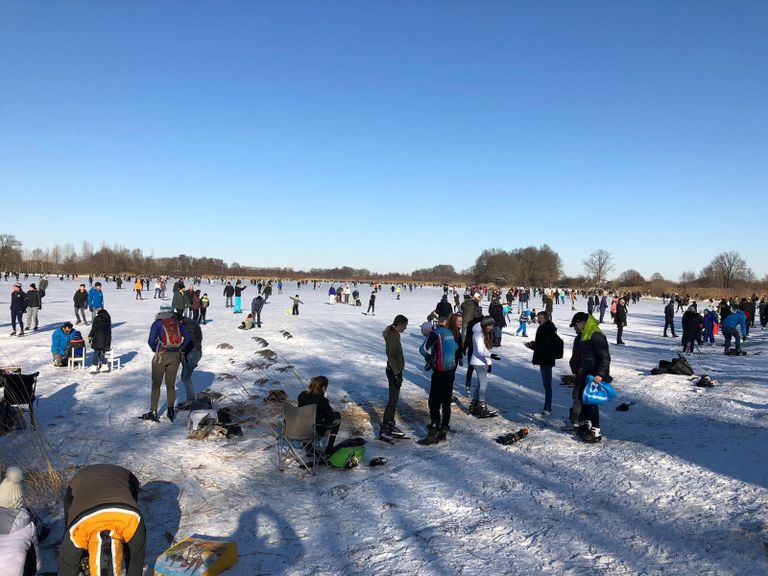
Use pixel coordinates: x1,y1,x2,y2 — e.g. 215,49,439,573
476,402,496,419
167,407,176,422
417,425,441,446
468,400,479,416
437,425,450,441
577,421,592,439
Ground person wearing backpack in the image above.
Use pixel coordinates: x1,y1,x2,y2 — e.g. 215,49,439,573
142,306,191,422
418,314,464,444
525,311,563,418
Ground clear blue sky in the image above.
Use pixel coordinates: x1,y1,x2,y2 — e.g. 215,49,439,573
1,1,766,279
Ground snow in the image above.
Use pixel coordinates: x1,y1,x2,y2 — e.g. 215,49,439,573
1,279,767,575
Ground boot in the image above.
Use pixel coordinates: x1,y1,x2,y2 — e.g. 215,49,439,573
379,423,394,442
577,421,591,439
476,402,496,419
167,407,176,422
390,424,407,438
437,425,450,441
417,425,441,445
468,400,479,415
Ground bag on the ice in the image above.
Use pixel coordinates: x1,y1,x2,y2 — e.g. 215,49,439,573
327,446,365,469
154,535,238,576
582,375,618,405
159,317,184,351
668,355,694,376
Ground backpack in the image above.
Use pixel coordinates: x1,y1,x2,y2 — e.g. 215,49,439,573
668,355,694,376
158,317,183,351
67,331,86,358
554,333,564,360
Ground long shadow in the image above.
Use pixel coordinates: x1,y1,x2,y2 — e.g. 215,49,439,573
232,503,304,574
141,480,182,570
118,351,139,367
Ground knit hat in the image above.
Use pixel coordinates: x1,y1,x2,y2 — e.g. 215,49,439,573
0,466,24,508
481,316,495,328
420,322,433,337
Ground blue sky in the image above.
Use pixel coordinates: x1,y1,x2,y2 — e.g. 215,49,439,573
1,1,766,279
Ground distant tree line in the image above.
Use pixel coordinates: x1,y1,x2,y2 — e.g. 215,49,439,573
1,234,765,293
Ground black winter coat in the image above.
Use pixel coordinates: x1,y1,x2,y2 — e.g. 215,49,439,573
488,302,507,328
577,330,611,380
664,301,675,322
436,299,453,318
531,320,559,367
681,310,702,340
74,290,88,308
10,290,27,311
89,309,112,350
298,391,335,426
615,303,627,326
26,289,41,308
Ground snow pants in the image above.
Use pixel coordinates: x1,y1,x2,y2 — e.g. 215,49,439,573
516,321,527,336
234,296,242,313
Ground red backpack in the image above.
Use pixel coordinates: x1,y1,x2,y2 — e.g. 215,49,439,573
158,317,183,351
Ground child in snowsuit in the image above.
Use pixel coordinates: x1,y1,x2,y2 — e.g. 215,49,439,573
516,310,530,337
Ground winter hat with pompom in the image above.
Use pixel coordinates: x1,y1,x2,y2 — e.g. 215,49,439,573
0,466,24,508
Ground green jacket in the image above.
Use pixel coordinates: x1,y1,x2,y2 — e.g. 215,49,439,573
384,326,404,373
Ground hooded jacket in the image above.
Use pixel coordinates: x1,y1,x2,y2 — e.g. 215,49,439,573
89,309,112,350
577,316,611,379
470,322,493,367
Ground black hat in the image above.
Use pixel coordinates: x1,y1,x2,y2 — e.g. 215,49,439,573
569,312,589,327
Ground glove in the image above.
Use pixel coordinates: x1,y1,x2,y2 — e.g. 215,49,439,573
487,365,492,374
491,353,501,360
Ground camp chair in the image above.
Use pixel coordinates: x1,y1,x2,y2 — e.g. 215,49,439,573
277,403,327,474
0,371,39,430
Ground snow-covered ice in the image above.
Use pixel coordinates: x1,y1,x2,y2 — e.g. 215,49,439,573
1,280,766,575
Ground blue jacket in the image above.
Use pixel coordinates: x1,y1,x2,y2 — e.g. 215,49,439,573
722,310,747,337
148,313,192,352
88,287,104,309
704,310,718,331
51,327,72,355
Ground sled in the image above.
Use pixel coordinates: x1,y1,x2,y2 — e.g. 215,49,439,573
154,535,238,576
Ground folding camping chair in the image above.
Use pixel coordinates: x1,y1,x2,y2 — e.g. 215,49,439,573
0,371,39,430
277,403,328,474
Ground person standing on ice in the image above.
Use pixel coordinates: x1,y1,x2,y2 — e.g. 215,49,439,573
142,306,191,422
525,311,562,418
233,280,246,313
570,312,611,443
380,314,409,441
328,285,336,304
289,294,304,315
223,281,234,308
87,282,104,324
468,317,499,418
663,298,677,337
73,283,89,325
25,283,41,331
598,294,608,324
251,294,265,327
614,298,627,345
366,292,376,315
9,282,28,337
178,313,203,409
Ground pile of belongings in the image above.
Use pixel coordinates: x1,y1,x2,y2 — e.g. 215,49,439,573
650,355,694,376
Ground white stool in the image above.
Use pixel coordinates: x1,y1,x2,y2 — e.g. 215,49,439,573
106,349,121,371
67,348,86,370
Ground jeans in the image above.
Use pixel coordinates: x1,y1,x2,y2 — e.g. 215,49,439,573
10,310,24,332
539,365,553,412
492,325,502,346
92,348,107,367
382,368,402,426
599,308,606,323
181,348,202,401
154,288,161,298
428,369,456,427
664,319,676,336
75,306,88,323
471,365,488,403
90,307,102,323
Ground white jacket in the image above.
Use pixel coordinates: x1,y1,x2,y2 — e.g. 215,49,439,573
470,322,493,367
0,507,41,576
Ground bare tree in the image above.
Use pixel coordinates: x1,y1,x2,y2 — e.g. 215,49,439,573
700,251,752,289
617,269,646,286
0,234,23,271
678,270,696,290
582,249,614,287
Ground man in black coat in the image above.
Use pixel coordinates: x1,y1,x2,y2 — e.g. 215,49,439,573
681,306,702,354
487,295,507,347
663,299,677,337
615,298,628,344
435,295,453,319
525,311,561,416
570,312,611,443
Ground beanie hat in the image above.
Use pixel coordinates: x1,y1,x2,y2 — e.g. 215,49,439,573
481,316,495,328
0,466,24,508
420,322,433,337
29,283,37,289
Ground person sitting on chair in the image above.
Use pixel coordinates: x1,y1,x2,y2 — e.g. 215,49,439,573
297,376,341,454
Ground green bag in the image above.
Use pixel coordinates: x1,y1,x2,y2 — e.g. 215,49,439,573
327,446,365,469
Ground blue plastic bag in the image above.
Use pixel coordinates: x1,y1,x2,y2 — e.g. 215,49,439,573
582,375,617,405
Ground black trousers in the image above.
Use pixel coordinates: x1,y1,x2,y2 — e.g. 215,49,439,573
664,319,676,336
616,323,624,343
428,369,456,427
382,368,402,425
